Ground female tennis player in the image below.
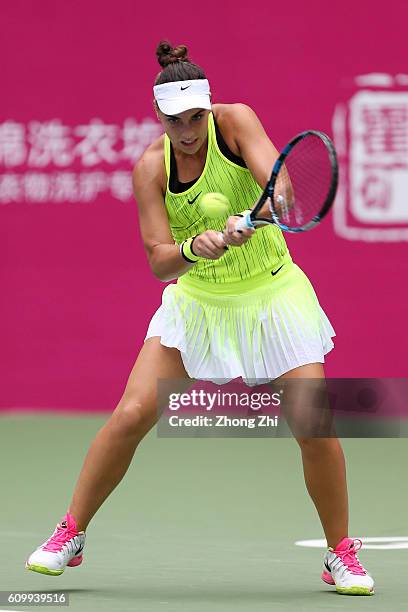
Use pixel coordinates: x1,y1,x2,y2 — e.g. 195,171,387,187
25,41,374,596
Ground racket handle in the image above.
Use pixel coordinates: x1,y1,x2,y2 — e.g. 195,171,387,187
234,212,254,231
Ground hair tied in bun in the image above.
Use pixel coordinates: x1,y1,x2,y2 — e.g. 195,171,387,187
156,40,189,68
154,40,206,86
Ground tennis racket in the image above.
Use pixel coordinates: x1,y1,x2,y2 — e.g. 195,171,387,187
233,130,338,233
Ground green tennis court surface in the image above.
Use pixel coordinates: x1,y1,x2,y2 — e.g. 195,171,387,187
1,415,406,611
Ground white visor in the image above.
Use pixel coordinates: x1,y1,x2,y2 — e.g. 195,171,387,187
153,79,211,115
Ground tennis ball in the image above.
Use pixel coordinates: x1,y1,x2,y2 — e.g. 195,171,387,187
199,192,230,218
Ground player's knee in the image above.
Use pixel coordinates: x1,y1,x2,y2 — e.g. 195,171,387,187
112,399,155,437
296,436,339,455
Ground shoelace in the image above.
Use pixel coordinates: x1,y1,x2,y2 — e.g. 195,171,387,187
332,538,366,576
43,523,79,553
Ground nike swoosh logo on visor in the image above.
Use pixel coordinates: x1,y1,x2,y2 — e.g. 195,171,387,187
180,85,191,91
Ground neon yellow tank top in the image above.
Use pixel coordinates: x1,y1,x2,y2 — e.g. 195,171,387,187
164,112,289,283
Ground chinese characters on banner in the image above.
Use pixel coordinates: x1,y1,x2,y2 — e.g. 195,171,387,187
332,74,408,241
0,118,162,204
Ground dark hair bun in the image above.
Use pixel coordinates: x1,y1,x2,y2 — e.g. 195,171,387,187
156,40,189,68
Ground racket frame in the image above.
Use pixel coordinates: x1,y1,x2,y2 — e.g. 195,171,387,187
236,130,339,233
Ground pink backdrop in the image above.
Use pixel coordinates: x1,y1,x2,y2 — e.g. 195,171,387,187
1,0,407,411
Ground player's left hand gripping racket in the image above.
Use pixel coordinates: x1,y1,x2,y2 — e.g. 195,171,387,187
234,130,338,233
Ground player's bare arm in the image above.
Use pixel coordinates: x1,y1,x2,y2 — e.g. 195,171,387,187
217,104,293,222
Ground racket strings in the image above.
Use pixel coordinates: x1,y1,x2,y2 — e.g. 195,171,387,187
272,134,333,228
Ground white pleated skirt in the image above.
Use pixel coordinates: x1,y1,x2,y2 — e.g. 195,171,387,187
144,254,335,386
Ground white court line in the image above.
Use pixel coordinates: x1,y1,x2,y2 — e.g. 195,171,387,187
295,536,408,550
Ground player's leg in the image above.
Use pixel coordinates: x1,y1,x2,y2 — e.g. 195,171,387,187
68,337,192,532
277,362,348,549
26,338,193,575
276,363,374,595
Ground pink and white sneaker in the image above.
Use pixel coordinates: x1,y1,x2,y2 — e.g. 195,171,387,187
321,537,374,595
25,511,86,576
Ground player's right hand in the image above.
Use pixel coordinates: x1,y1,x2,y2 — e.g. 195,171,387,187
192,230,228,260
224,215,256,245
